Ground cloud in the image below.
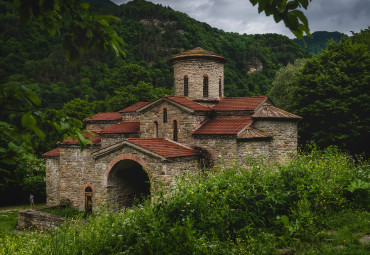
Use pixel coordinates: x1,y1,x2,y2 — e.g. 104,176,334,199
112,0,370,37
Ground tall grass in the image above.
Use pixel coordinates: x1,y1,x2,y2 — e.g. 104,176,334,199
1,147,368,254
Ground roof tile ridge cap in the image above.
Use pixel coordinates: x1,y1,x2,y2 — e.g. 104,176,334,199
192,118,212,132
163,138,197,151
186,98,212,109
253,97,269,113
268,104,302,118
121,119,140,122
88,129,102,133
236,120,253,136
245,125,270,134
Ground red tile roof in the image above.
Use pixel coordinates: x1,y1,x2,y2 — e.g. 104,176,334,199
119,102,150,113
43,147,60,157
212,97,267,111
127,138,200,158
252,103,302,119
84,112,122,122
99,121,140,134
193,117,253,135
60,131,101,145
165,96,212,111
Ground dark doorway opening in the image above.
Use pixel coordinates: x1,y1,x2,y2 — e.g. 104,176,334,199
85,186,93,213
107,160,151,208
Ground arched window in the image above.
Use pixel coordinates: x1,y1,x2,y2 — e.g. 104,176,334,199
154,121,158,138
219,77,222,97
163,108,167,123
203,75,209,98
184,75,189,96
85,186,93,213
173,120,178,142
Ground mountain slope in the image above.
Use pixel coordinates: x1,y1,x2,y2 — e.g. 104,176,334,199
0,0,309,110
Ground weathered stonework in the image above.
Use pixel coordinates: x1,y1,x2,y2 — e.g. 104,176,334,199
192,135,238,165
253,120,299,162
139,101,208,144
44,47,300,211
46,158,60,206
100,133,139,148
86,120,121,131
18,207,65,230
172,58,224,101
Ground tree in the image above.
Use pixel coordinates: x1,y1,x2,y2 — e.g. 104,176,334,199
290,29,370,156
108,81,169,111
62,97,98,120
12,0,125,63
268,58,306,109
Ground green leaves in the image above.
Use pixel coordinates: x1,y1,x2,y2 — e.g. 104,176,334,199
289,29,370,155
12,0,126,64
249,0,312,39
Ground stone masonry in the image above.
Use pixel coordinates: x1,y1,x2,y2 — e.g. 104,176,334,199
43,47,301,211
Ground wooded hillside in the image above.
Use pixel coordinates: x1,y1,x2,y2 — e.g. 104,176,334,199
0,0,309,112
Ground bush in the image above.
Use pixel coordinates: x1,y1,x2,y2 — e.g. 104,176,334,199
1,147,368,254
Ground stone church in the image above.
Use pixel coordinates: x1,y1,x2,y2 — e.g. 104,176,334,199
43,48,301,211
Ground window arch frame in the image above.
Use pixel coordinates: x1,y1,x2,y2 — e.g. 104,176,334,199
154,121,159,138
163,108,168,123
219,76,222,97
203,74,209,98
183,75,189,97
173,120,178,142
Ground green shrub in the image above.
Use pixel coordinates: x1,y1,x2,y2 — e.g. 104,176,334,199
1,147,368,254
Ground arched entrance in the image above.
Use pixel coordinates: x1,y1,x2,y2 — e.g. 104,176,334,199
107,159,151,208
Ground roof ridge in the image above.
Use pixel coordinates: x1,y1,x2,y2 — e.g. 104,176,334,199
162,137,195,151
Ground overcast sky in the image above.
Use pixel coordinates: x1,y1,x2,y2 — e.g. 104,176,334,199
111,0,370,38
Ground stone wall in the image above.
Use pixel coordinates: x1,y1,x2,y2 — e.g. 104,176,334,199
192,135,238,166
121,112,140,121
18,207,65,230
173,58,224,101
58,145,102,210
253,120,299,162
55,142,199,211
46,158,60,206
100,133,139,148
86,120,121,131
237,139,271,166
139,101,207,145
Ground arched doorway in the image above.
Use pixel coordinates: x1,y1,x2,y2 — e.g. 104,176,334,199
107,159,151,208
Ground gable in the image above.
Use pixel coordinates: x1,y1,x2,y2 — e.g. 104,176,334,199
138,96,211,115
92,138,199,160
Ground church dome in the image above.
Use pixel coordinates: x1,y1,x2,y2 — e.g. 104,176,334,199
170,47,226,64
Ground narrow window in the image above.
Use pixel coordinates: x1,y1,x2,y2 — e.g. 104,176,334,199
173,120,178,142
154,121,158,138
203,75,209,98
219,77,222,97
163,108,167,123
184,75,189,96
85,187,93,213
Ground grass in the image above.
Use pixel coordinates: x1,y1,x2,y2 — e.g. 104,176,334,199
0,148,368,254
41,206,85,219
0,203,45,235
